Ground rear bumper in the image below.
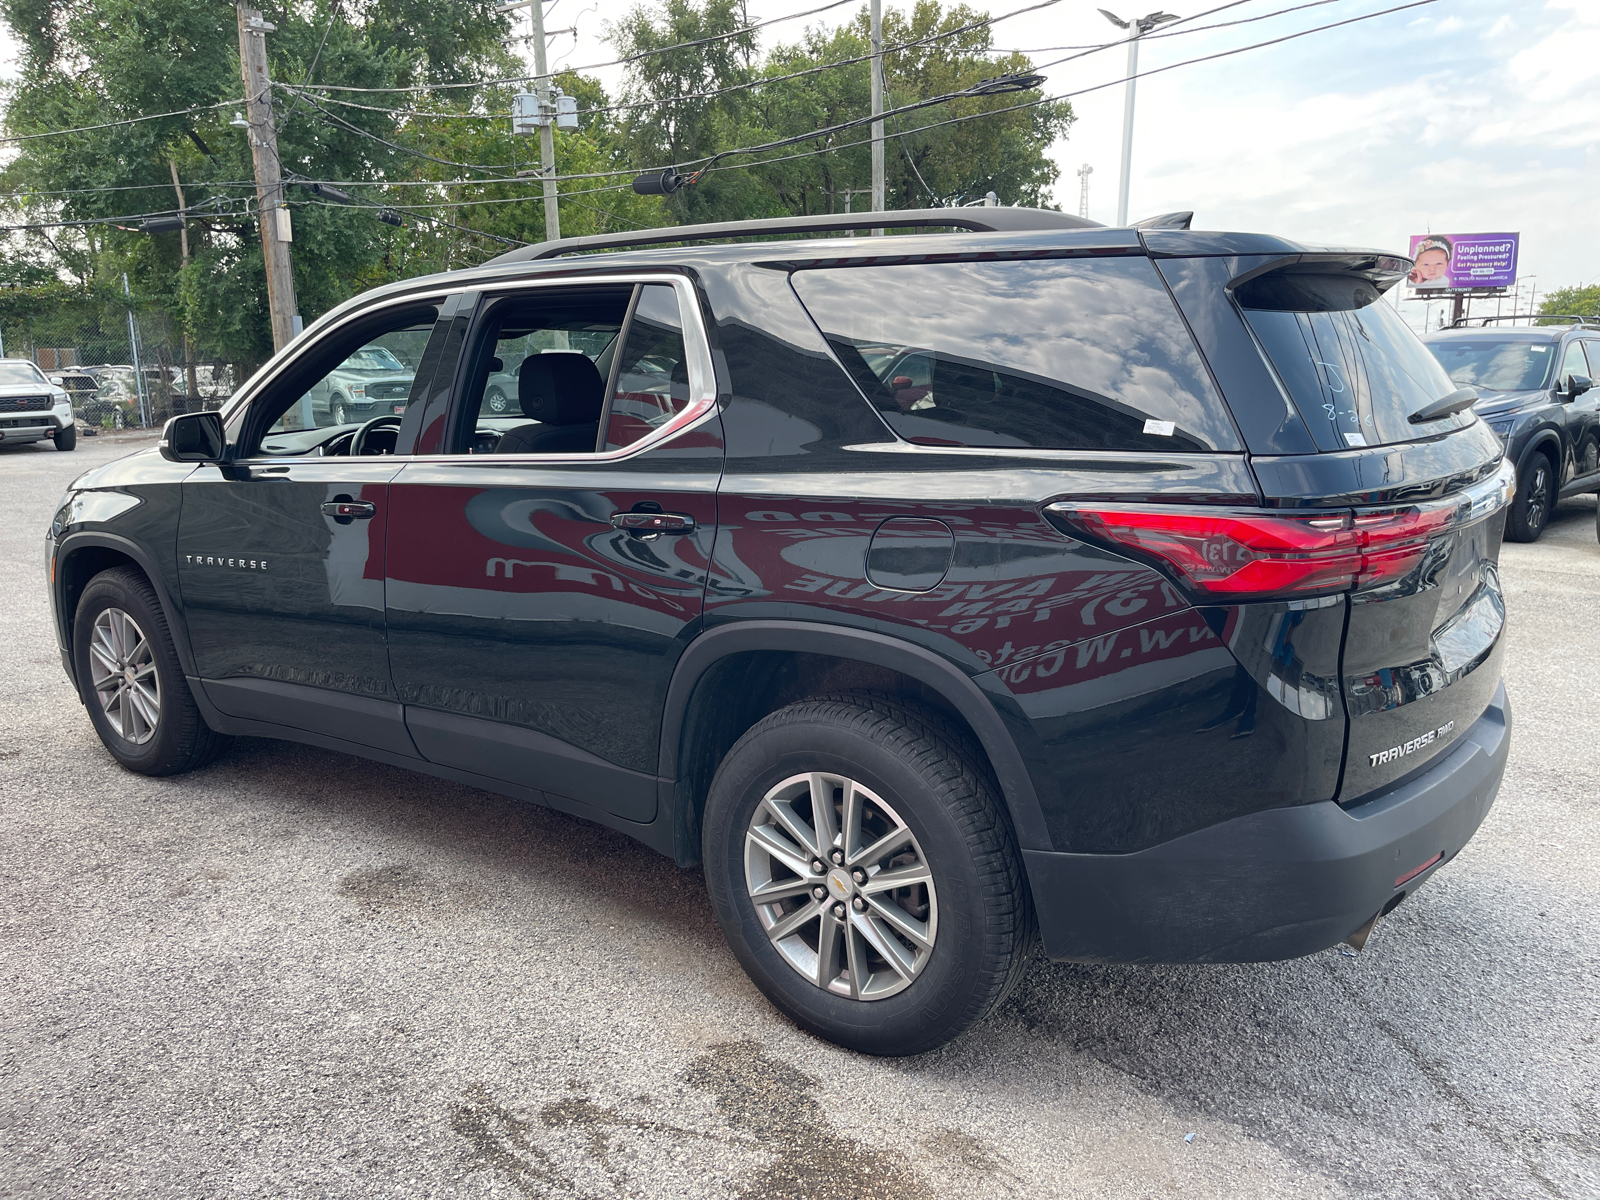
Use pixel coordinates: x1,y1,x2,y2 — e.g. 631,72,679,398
1024,680,1510,963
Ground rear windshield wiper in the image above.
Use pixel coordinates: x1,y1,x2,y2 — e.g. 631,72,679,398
1408,387,1479,424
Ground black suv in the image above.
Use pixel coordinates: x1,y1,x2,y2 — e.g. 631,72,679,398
1421,318,1600,542
46,209,1514,1055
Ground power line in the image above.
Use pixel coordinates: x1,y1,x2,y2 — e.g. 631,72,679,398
0,99,241,145
284,0,1062,96
687,0,1441,186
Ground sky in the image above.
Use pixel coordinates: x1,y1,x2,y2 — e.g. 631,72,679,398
2,0,1593,331
529,0,1600,331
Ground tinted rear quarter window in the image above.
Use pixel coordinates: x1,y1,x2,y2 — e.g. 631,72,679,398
790,256,1239,452
1237,268,1469,451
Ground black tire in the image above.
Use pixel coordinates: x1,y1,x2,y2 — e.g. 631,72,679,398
1506,453,1555,542
73,567,231,776
702,694,1034,1056
53,423,76,451
332,398,349,425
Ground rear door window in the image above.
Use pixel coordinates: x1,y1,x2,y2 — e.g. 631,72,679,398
604,283,693,451
1236,268,1469,451
790,257,1239,452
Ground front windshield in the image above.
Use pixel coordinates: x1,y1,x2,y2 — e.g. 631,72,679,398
340,347,406,372
0,361,46,386
1424,339,1555,392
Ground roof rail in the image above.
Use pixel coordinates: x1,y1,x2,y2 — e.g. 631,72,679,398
1446,313,1600,329
486,206,1103,265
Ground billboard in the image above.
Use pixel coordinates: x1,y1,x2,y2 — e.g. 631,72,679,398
1407,232,1519,291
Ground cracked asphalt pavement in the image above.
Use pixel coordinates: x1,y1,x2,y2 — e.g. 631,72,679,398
2,433,1596,1199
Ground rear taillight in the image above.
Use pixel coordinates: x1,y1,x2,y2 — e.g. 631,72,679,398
1048,502,1457,601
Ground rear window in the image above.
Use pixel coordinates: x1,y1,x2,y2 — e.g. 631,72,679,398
790,257,1239,452
1426,338,1555,392
1237,268,1469,451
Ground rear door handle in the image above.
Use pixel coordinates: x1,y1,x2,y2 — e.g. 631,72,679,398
611,510,695,535
321,500,377,519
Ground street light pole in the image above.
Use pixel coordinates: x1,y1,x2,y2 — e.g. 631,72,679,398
1099,9,1180,226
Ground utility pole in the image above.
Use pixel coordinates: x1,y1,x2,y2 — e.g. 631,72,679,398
237,4,299,354
500,0,561,241
870,0,884,227
168,158,200,406
1078,163,1093,219
530,0,559,242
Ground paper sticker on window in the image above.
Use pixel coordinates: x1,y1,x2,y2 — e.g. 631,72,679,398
1344,431,1368,447
1143,419,1176,437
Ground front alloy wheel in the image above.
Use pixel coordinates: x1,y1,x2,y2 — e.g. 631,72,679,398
746,772,937,1001
74,566,230,775
332,399,349,425
87,607,161,744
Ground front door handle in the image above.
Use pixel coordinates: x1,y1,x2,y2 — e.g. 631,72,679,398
611,510,695,535
321,500,377,520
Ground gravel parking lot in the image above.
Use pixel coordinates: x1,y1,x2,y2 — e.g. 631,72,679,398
2,432,1596,1200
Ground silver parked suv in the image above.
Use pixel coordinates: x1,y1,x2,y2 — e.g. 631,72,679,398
0,358,76,451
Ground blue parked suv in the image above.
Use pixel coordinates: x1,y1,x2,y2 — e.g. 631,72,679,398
47,208,1513,1054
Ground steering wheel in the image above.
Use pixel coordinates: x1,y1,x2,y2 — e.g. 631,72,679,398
350,413,403,456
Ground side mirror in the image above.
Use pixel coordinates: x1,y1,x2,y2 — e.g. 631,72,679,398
160,410,227,463
1567,373,1594,400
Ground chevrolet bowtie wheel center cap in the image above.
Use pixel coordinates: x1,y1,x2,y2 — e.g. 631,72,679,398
826,868,854,901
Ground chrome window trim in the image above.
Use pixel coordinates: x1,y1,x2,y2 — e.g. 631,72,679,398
228,272,716,468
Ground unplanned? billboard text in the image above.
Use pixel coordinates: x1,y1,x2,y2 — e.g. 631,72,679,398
1407,232,1519,291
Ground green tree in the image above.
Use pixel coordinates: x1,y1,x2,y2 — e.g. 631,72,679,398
607,0,1073,223
1539,285,1600,323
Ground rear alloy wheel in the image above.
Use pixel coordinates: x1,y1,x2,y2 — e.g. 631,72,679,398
1507,455,1555,542
486,387,509,415
703,694,1034,1056
745,771,938,1001
74,567,230,775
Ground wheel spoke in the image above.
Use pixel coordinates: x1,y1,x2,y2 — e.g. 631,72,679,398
843,921,866,999
766,897,826,943
849,826,915,869
128,681,161,730
124,634,149,667
851,908,917,980
118,689,134,740
860,861,932,895
815,909,843,989
88,640,118,678
762,796,822,859
840,778,866,861
863,893,934,955
808,773,839,853
746,824,814,883
749,874,816,903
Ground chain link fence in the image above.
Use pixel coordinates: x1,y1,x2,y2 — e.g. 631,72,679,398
1,300,242,431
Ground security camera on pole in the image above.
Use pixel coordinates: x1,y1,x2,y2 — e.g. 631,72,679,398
501,0,578,243
1098,9,1181,226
